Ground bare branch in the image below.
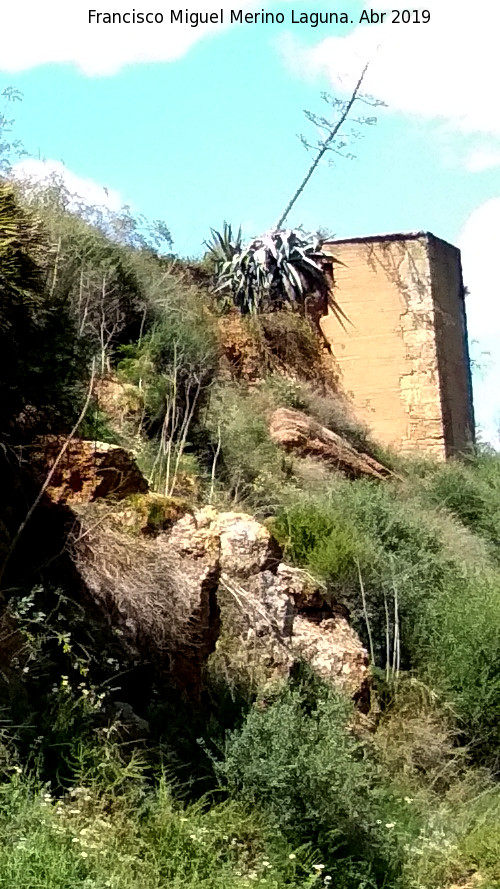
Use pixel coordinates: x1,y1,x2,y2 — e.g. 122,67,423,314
2,360,96,581
275,63,370,230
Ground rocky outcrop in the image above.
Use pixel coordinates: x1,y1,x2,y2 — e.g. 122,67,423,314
194,507,369,698
3,438,369,703
74,503,369,699
72,509,220,697
215,511,282,577
218,314,263,382
28,437,148,505
4,439,217,700
269,407,393,480
218,313,338,387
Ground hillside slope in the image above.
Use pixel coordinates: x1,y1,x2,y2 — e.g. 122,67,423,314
1,180,500,889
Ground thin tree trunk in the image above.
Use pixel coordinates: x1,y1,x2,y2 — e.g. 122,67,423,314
2,360,96,581
357,558,375,666
275,63,369,230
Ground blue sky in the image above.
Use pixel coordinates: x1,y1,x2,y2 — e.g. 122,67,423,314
1,0,499,445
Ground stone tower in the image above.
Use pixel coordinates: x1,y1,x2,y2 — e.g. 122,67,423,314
320,232,475,458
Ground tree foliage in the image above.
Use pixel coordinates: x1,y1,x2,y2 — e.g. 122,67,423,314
0,182,89,437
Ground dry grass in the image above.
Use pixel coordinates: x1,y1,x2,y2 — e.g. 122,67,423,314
372,677,467,793
69,505,220,691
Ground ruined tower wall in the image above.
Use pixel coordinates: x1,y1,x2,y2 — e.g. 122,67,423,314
319,233,474,458
426,236,475,456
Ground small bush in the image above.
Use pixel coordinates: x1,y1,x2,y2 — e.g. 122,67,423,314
270,495,370,585
216,668,407,888
418,567,500,764
0,182,90,438
421,452,500,556
204,382,294,509
372,677,466,793
273,478,500,765
118,286,218,494
118,294,218,433
270,482,458,673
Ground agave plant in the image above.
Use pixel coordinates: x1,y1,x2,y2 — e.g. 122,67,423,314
205,221,242,270
206,226,330,315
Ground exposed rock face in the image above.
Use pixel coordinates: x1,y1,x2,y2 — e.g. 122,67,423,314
4,439,368,702
218,314,263,382
218,313,338,388
28,437,148,505
94,376,142,432
72,510,221,697
269,407,393,480
196,508,369,698
215,511,282,577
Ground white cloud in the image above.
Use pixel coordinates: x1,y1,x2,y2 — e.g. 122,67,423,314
0,1,279,75
280,0,500,147
12,158,123,211
459,199,500,447
459,199,500,340
463,147,500,173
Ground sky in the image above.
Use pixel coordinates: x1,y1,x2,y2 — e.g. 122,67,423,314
1,0,499,446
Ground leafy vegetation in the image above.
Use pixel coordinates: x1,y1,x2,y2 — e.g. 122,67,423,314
1,122,500,889
0,181,89,436
216,668,405,889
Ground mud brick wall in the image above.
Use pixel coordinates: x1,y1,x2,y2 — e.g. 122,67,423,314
320,233,474,458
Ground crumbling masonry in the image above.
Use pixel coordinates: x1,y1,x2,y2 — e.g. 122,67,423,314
320,232,475,459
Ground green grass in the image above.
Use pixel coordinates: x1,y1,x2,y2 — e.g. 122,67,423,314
4,182,500,889
3,673,500,889
0,770,275,889
0,748,387,889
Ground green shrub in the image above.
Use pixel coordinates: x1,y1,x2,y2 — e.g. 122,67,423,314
118,293,218,431
118,286,218,494
216,668,407,888
270,496,369,585
459,794,500,883
271,483,458,673
274,478,500,764
421,453,500,556
0,182,89,437
418,567,500,763
203,382,293,508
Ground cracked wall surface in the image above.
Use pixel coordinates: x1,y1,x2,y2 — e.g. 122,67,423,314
320,233,474,458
